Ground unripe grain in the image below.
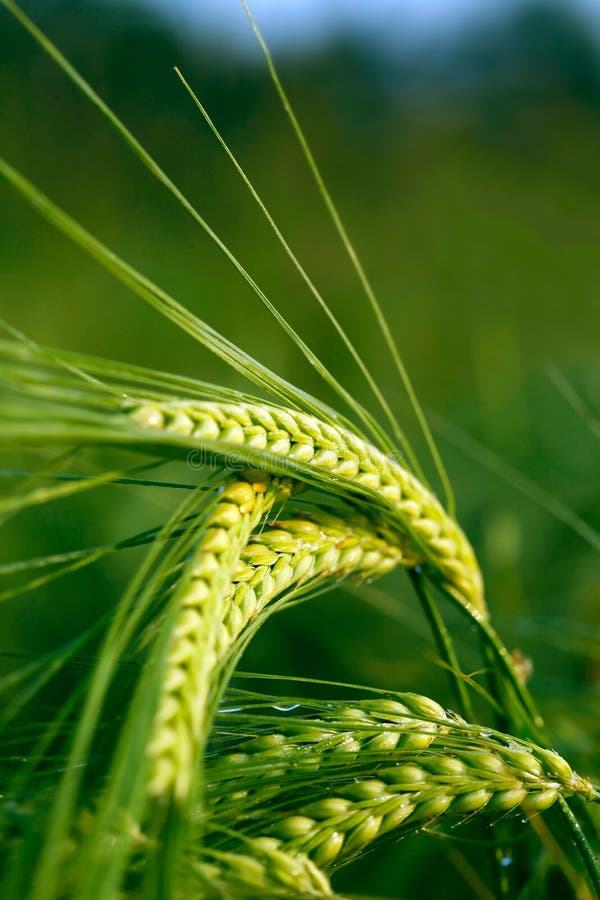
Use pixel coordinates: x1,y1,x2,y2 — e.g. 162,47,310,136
208,698,596,870
127,398,484,612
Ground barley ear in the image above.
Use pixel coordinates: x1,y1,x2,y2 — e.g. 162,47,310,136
128,397,485,614
146,472,292,802
201,839,332,897
207,698,597,871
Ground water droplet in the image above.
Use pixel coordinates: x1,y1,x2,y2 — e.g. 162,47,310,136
272,703,300,712
500,853,513,868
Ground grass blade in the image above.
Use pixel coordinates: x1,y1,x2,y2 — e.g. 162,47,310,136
0,0,391,449
241,0,455,512
174,66,412,461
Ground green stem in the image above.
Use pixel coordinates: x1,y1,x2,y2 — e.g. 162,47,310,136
479,635,510,733
558,797,600,899
435,580,544,739
412,571,513,898
410,569,475,722
477,634,516,899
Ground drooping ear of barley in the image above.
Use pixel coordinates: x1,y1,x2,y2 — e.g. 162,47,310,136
146,472,293,802
219,509,417,653
148,500,414,804
0,340,484,613
128,398,484,614
205,697,597,871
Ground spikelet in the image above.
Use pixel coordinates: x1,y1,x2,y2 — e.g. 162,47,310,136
199,840,332,897
148,500,412,803
218,508,417,657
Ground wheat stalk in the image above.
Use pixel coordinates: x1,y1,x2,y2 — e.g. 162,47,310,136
129,399,484,614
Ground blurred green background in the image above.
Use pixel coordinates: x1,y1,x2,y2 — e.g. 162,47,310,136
1,1,599,896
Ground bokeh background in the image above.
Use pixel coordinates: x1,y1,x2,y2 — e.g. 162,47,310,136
1,1,599,896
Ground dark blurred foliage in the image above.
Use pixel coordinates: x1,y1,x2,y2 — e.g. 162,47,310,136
1,2,599,896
